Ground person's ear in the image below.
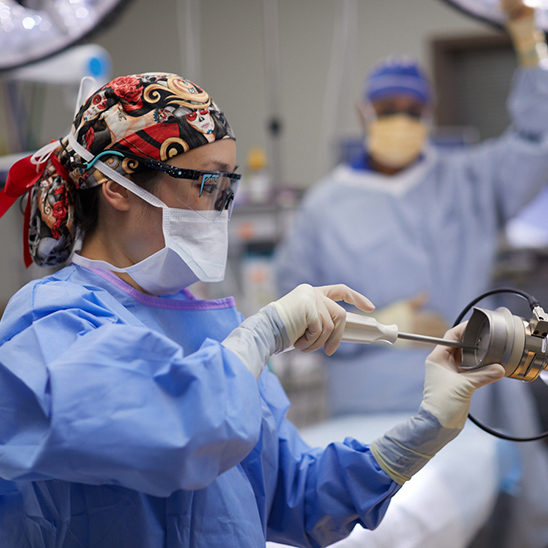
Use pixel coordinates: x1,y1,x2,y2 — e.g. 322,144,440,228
101,180,132,211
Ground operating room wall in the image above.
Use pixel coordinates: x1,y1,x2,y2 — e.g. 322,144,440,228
0,0,499,305
110,0,499,187
21,0,496,187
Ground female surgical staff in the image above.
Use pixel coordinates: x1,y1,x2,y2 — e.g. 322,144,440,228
0,73,503,548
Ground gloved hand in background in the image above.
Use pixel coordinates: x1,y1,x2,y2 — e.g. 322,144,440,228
371,292,448,347
502,0,547,67
222,283,374,379
370,323,505,484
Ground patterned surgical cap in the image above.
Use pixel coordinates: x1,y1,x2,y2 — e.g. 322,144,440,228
1,72,235,267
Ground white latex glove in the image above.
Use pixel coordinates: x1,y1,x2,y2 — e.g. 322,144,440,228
222,284,374,379
271,283,375,355
370,323,505,484
422,323,506,430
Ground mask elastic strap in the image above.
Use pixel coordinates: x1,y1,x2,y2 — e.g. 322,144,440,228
75,76,99,117
30,139,61,168
67,132,167,210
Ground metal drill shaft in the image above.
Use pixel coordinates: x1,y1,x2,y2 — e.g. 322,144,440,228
397,331,474,350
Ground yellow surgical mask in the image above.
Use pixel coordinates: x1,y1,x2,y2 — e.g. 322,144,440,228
367,114,428,169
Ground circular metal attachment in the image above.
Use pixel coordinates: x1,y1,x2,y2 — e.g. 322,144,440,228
461,307,523,376
461,306,548,381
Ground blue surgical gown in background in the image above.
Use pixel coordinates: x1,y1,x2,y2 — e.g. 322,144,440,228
274,66,548,548
0,265,400,548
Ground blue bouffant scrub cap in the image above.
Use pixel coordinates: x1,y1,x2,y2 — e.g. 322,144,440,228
363,56,432,105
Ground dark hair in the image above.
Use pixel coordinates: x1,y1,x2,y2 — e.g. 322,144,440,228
74,163,161,236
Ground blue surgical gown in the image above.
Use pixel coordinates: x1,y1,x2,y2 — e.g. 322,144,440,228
0,265,399,548
273,66,548,548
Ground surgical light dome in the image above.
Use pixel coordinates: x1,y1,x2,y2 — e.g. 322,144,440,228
0,0,132,71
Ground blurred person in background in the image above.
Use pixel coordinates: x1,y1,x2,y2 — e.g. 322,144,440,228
274,1,548,546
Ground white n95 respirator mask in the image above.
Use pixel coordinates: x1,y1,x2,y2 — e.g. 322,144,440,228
367,114,428,169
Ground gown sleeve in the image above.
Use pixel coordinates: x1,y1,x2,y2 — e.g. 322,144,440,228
458,66,548,224
258,371,400,548
0,284,264,498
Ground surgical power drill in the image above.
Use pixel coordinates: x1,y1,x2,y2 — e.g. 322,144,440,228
342,288,548,383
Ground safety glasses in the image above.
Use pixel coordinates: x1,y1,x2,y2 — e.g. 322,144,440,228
373,104,425,120
81,150,241,219
123,151,240,218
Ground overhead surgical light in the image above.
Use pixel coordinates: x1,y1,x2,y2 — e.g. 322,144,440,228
441,0,548,31
0,0,132,71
